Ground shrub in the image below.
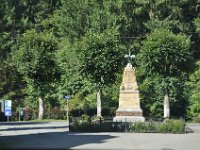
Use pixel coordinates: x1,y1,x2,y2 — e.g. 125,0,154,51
70,121,126,132
69,118,185,133
24,107,37,120
48,107,65,120
193,117,200,123
130,119,185,134
0,111,6,121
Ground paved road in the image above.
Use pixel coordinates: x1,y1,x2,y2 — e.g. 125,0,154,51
0,122,200,150
0,121,69,136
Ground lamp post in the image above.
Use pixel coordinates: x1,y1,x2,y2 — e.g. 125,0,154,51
64,96,70,121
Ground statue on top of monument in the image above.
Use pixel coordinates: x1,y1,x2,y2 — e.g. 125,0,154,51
124,52,135,64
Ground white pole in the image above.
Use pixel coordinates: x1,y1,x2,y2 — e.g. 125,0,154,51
67,99,69,121
19,106,20,122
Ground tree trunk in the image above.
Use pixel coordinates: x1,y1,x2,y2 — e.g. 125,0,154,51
164,90,170,119
97,88,102,117
38,96,44,120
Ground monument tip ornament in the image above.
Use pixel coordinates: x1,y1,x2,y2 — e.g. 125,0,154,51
113,53,145,122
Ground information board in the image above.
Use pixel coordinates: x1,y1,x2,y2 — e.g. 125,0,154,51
5,100,12,116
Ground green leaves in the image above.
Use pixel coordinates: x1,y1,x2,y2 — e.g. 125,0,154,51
0,0,200,120
140,28,191,77
79,30,125,86
187,61,200,118
194,18,200,35
139,28,192,117
12,29,60,96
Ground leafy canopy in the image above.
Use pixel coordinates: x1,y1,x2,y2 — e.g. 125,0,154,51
140,28,191,77
79,30,125,87
12,30,60,94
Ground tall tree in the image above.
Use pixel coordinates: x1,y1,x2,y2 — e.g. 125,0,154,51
12,30,60,120
57,0,126,117
139,28,191,119
78,30,125,117
0,0,61,118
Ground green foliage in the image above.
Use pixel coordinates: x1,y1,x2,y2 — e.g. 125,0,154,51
1,0,200,121
140,28,191,76
130,119,185,134
79,30,125,87
139,28,192,118
118,0,149,44
103,83,120,109
70,118,185,133
13,30,59,85
139,74,163,117
158,119,185,134
69,116,125,132
195,18,200,34
55,39,83,97
45,106,66,120
59,0,121,40
11,29,60,117
187,61,200,120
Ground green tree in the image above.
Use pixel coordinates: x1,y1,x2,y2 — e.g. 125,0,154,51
118,0,149,44
0,0,61,120
146,0,200,60
57,0,126,117
78,30,125,117
12,30,60,120
0,0,26,105
139,28,191,119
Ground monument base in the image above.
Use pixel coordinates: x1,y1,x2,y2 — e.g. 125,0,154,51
113,116,145,122
116,108,143,116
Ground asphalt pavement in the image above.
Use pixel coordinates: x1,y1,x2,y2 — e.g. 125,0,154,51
0,121,200,150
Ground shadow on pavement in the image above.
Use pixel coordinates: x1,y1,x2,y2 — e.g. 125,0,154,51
0,131,118,149
0,125,68,131
0,121,49,126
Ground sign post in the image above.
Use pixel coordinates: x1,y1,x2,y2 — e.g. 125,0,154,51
64,96,70,121
5,100,12,122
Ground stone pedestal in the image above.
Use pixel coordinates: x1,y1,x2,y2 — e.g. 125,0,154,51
113,63,145,122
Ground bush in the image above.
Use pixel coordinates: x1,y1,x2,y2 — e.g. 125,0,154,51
24,107,38,120
70,118,186,133
47,107,65,120
70,115,126,132
193,117,200,123
10,110,18,121
0,111,6,121
130,119,185,134
70,121,126,132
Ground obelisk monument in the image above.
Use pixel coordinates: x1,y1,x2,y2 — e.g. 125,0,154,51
113,53,145,122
